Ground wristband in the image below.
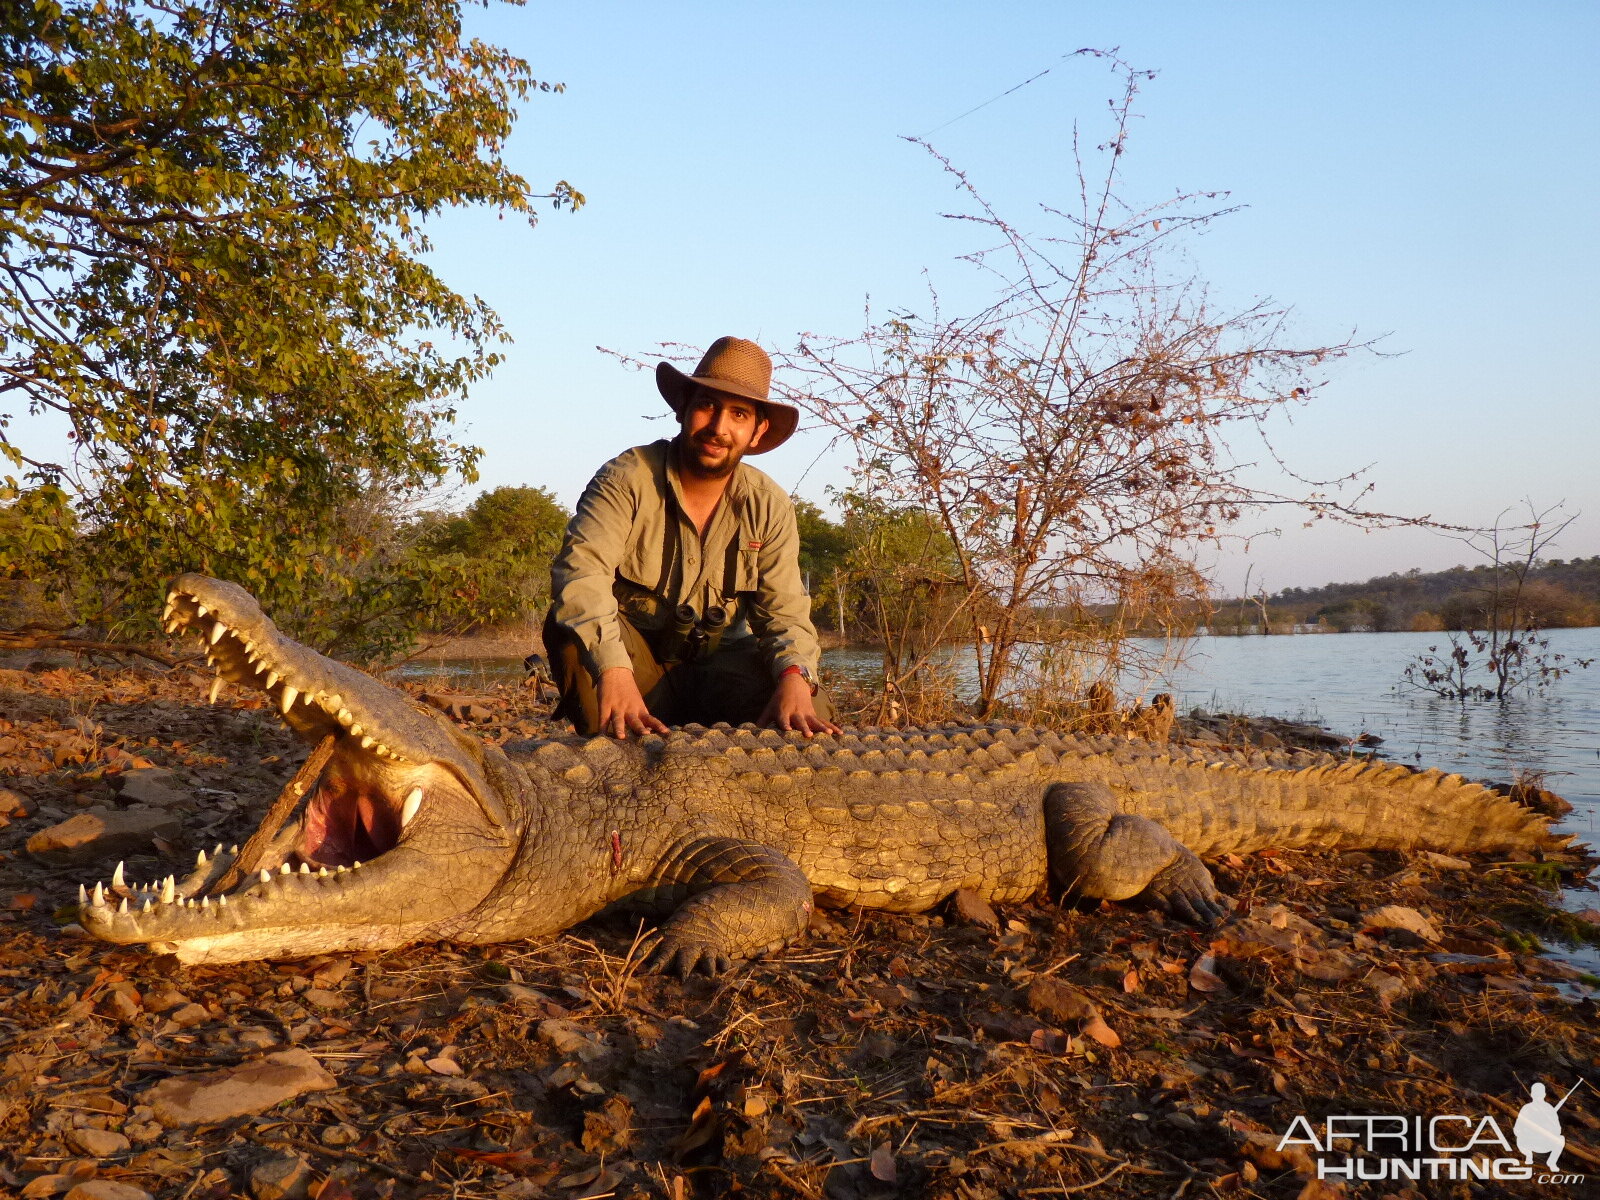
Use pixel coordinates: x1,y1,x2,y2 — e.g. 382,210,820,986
779,665,818,695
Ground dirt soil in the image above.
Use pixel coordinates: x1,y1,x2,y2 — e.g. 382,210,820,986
1,661,1598,1200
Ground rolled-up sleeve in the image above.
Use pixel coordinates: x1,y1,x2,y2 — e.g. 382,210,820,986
746,490,823,681
549,463,638,676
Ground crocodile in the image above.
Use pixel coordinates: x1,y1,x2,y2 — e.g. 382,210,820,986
76,575,1568,970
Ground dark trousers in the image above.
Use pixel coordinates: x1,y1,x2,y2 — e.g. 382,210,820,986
543,609,836,736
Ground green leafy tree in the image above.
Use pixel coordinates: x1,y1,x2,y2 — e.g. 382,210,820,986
0,0,580,651
793,497,851,631
410,484,569,630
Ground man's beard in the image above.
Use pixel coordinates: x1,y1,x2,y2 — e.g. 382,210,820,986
677,432,745,481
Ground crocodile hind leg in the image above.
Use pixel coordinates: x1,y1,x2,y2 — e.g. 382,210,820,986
1043,782,1228,926
636,837,815,976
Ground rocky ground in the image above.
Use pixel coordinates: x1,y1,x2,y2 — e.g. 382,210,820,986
1,657,1598,1200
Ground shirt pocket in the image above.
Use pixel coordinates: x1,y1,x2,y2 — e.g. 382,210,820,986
617,537,663,594
730,548,760,599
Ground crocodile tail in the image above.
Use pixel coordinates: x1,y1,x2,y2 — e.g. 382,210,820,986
1102,754,1567,858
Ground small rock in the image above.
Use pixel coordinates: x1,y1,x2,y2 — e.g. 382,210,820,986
320,1123,360,1147
424,1056,463,1076
1418,851,1472,871
64,1183,153,1200
21,1174,77,1198
67,1127,131,1157
141,989,189,1015
249,1153,313,1200
0,787,36,817
27,807,183,865
145,1048,336,1126
166,1003,211,1029
1367,969,1410,1007
113,768,186,808
1361,905,1442,943
299,989,344,1011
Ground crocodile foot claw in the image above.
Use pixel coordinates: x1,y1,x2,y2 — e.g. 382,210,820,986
1138,851,1230,927
638,934,735,978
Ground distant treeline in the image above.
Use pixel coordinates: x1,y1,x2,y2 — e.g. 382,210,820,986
1209,558,1600,634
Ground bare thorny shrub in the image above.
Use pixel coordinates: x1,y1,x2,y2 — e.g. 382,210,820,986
774,52,1412,721
1402,503,1594,702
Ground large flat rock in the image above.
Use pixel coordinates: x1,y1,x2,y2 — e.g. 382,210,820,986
145,1048,336,1126
26,806,181,864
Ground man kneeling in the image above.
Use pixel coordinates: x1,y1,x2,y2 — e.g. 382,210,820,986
543,336,839,739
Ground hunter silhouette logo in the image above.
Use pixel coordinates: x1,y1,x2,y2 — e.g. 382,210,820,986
1514,1080,1584,1171
1277,1078,1589,1184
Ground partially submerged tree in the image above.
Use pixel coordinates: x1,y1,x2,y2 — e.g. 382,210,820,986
777,52,1399,717
1403,504,1594,701
0,0,579,651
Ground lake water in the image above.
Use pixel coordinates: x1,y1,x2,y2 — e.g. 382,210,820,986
402,628,1600,964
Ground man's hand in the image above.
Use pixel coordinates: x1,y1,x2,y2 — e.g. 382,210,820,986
598,667,669,739
759,672,841,738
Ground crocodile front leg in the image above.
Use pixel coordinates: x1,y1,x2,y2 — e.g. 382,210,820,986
634,836,815,976
1044,781,1228,925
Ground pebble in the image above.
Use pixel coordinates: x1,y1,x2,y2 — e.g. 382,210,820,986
248,1153,313,1200
1361,904,1442,943
66,1127,131,1157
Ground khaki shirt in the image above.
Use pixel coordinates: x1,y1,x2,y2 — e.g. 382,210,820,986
550,439,822,680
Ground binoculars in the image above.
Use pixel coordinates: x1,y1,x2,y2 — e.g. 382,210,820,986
657,603,731,665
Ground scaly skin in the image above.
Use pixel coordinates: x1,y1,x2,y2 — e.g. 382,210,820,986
75,576,1569,971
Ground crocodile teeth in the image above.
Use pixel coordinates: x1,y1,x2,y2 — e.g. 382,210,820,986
299,863,310,874
209,620,228,645
160,877,176,904
118,898,128,914
317,867,329,878
359,735,374,749
258,869,272,884
78,884,88,906
337,709,355,727
201,896,211,909
161,596,176,620
280,862,292,875
195,602,208,617
163,616,183,634
265,670,280,690
349,722,363,738
218,895,227,907
401,787,422,828
112,861,126,889
92,881,106,907
196,848,208,868
142,899,152,913
280,685,299,713
208,675,225,705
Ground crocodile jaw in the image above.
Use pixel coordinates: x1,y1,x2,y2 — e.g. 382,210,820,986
75,575,517,963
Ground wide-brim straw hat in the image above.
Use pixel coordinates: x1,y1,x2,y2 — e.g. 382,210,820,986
655,336,799,454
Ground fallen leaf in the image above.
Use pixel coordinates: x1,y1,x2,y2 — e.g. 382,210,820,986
1189,954,1227,993
869,1142,898,1184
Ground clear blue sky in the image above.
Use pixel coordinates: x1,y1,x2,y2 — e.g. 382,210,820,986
17,2,1595,594
430,0,1599,594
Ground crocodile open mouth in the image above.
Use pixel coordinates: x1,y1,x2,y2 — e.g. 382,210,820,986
160,580,428,869
75,574,507,961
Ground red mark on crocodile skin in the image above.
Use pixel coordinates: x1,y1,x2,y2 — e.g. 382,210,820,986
610,830,622,872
